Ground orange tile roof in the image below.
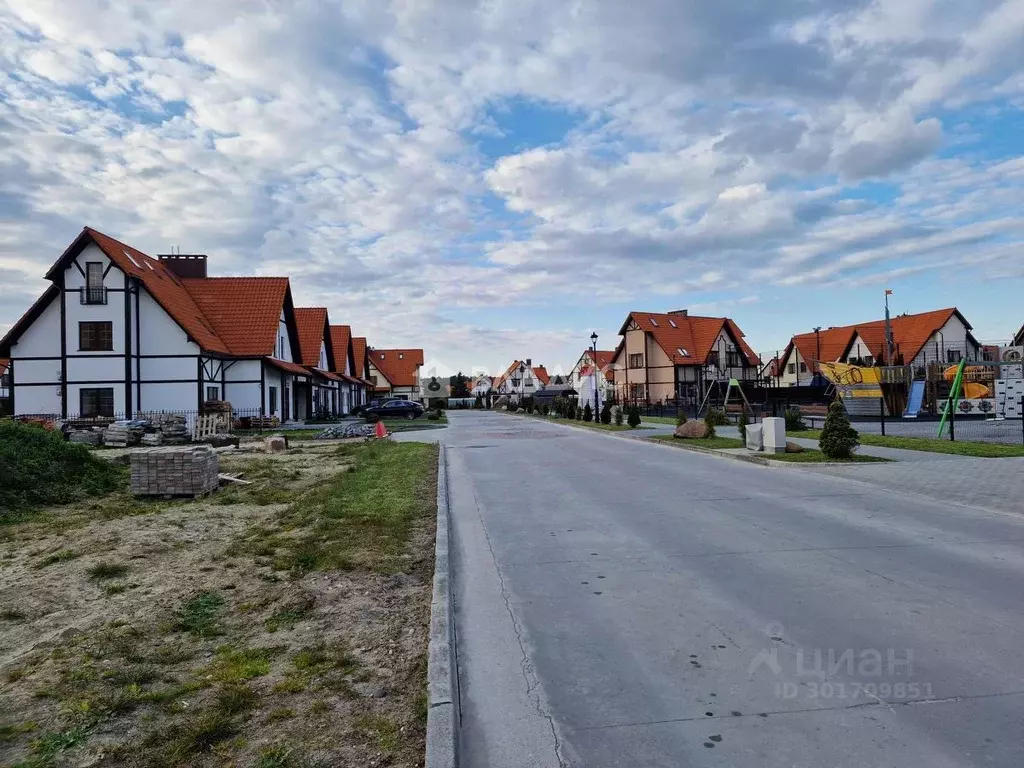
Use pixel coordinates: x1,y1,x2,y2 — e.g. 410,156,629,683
786,308,970,368
293,307,328,367
533,366,550,386
183,277,290,357
311,368,343,382
369,348,424,387
620,311,760,366
886,308,967,363
73,228,230,353
265,358,310,376
0,358,8,376
329,325,352,373
579,349,617,381
787,326,859,373
352,337,368,378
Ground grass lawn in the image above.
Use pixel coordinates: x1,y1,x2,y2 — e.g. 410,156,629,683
639,416,681,425
790,430,1024,458
766,449,890,463
0,440,438,768
647,435,745,449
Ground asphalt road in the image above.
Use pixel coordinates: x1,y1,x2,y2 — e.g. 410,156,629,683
442,411,1024,768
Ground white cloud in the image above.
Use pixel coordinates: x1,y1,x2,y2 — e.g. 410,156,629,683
1,0,1022,373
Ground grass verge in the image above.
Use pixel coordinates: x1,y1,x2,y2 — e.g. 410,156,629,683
790,430,1024,458
764,450,890,463
0,439,438,768
647,435,745,449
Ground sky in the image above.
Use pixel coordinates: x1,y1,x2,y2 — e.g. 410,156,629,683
1,0,1023,378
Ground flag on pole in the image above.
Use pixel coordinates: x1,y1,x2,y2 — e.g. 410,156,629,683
885,289,893,295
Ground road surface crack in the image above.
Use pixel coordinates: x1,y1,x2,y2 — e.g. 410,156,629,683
468,479,571,768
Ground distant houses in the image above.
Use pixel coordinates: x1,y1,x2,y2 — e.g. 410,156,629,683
609,310,760,407
493,359,550,402
0,227,422,421
777,308,981,386
367,348,424,401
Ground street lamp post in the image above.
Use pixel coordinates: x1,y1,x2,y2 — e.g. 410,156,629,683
590,331,600,415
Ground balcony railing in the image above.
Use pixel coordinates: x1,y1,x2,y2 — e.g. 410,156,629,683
81,286,107,305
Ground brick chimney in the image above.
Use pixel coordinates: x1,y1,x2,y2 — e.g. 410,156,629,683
668,309,688,316
526,358,532,366
158,254,208,279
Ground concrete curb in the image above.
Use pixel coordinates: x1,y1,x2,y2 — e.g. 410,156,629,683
633,437,892,468
426,443,459,768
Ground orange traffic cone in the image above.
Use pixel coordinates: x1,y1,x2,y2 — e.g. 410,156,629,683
374,420,388,439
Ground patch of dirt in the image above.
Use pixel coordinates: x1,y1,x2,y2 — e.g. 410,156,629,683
0,440,436,767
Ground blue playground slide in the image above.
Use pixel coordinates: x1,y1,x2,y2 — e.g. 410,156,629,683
904,380,925,418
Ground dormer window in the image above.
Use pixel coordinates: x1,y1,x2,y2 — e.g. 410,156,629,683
399,353,404,359
650,318,659,327
669,319,677,328
83,262,106,305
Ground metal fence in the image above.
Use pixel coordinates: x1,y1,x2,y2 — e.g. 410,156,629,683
791,396,1024,446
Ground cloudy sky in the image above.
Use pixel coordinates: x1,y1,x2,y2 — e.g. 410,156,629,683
2,0,1023,376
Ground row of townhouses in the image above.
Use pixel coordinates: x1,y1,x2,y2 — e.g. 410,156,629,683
0,227,423,421
488,306,1022,409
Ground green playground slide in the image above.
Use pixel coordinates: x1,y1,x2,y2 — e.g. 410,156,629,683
937,359,966,438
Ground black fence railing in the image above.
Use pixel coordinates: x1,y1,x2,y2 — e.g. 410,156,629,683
80,286,107,305
10,407,286,438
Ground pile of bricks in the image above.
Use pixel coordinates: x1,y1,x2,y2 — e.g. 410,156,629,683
130,445,220,498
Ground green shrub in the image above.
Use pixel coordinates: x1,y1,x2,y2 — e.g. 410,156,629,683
704,408,729,426
819,401,859,459
566,402,576,420
542,404,549,416
582,403,593,422
600,402,612,425
627,406,641,428
0,421,125,512
738,411,748,441
675,411,688,427
703,411,717,438
614,407,624,426
784,408,807,432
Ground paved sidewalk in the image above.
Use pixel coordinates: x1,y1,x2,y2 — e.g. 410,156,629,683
711,427,1024,515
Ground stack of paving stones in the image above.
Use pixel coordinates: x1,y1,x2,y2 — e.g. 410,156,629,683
140,432,164,447
103,420,149,447
131,445,219,498
316,423,376,439
68,428,103,446
139,413,191,445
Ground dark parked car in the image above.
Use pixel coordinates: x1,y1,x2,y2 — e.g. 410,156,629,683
362,400,425,421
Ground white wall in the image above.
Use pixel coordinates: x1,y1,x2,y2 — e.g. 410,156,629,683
12,293,61,360
138,383,197,413
223,359,262,412
16,385,62,415
911,315,977,367
846,334,876,364
275,311,294,361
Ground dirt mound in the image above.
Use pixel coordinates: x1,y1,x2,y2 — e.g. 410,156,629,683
0,421,125,513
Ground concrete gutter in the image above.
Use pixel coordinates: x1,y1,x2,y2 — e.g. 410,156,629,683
426,443,459,768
